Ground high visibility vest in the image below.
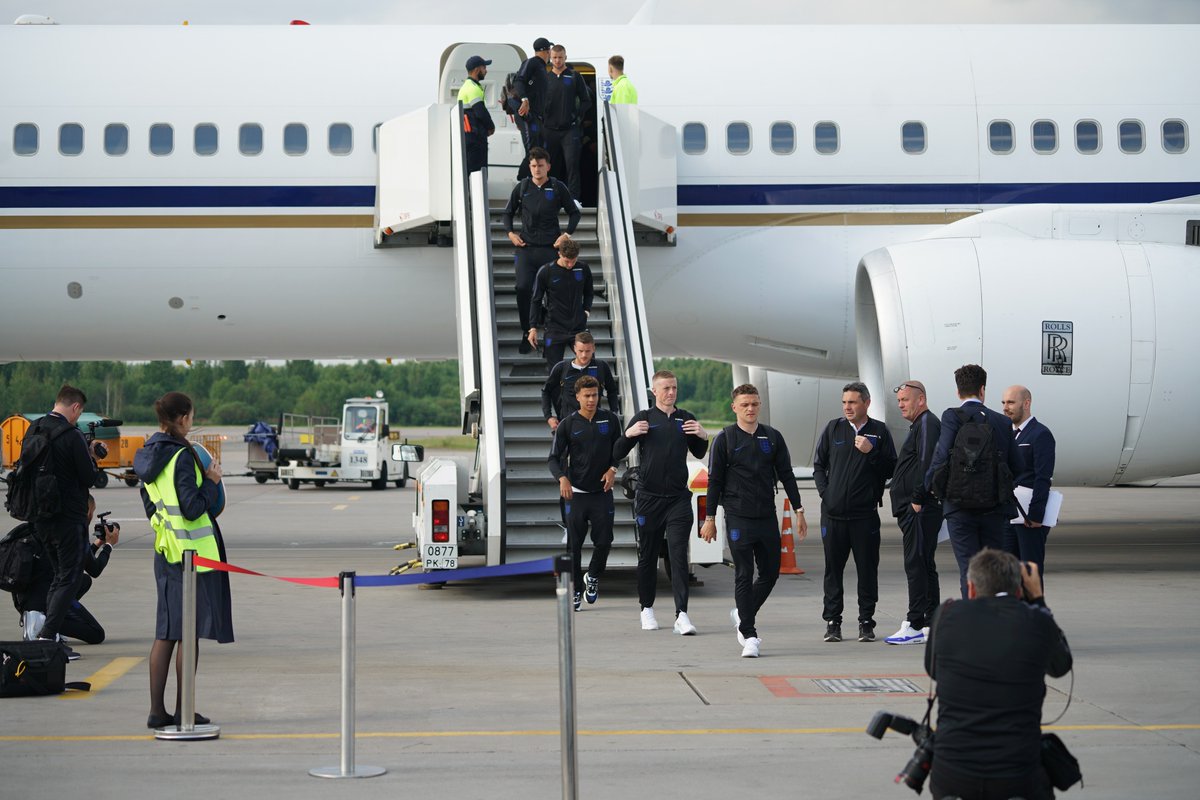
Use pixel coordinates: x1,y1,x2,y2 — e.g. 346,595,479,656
144,448,219,571
458,77,485,133
610,75,638,105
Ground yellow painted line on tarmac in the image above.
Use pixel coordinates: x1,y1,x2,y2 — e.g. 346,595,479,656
333,504,348,511
348,495,361,501
59,657,144,699
5,723,1200,742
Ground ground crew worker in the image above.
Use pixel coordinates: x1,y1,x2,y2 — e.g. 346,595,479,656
502,146,580,353
528,236,592,371
542,331,619,430
544,44,591,203
614,369,709,635
607,55,638,104
457,54,494,174
548,376,622,611
702,384,806,658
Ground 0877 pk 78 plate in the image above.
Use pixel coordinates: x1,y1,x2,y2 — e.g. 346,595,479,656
423,543,457,570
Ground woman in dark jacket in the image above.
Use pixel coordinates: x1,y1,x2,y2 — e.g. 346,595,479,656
133,392,233,729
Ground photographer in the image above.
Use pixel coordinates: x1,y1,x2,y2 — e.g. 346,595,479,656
925,548,1072,800
13,495,118,650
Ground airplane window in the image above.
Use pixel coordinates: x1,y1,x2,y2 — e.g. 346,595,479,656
770,122,795,155
1032,120,1057,154
1119,119,1144,154
284,123,308,156
902,121,926,154
988,120,1013,154
239,123,263,156
59,123,83,156
681,122,706,155
1162,119,1188,154
727,122,751,155
814,121,839,154
13,123,38,155
1074,120,1100,154
149,123,173,156
104,124,128,156
329,123,353,155
194,123,218,156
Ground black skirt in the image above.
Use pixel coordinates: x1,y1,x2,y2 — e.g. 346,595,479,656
153,520,234,643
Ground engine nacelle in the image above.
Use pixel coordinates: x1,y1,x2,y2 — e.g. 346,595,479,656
855,205,1200,485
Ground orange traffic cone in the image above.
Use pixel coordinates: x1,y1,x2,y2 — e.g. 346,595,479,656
780,498,804,575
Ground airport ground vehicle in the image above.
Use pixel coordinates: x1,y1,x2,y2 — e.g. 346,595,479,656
277,396,409,490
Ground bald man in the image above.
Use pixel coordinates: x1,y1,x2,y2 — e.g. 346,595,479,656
885,380,943,645
1001,385,1056,584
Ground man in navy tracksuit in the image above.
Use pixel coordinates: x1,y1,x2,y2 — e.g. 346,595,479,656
528,236,593,371
1001,385,1056,585
548,376,622,611
813,382,897,644
541,331,619,432
920,364,1025,599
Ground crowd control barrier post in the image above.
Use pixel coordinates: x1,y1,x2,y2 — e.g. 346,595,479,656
309,571,386,779
155,550,220,741
555,554,579,800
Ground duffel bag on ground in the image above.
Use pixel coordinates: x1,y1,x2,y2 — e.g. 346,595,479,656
0,640,90,697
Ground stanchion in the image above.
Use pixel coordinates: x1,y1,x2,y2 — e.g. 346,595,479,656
555,554,579,800
155,550,220,741
309,571,386,779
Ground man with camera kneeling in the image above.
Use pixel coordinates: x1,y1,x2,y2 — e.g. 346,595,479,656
925,548,1072,800
13,495,119,657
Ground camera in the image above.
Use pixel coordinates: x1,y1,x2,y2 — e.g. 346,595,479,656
85,417,123,461
94,511,119,543
866,710,935,794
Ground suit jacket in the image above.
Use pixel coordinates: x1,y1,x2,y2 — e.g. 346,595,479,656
1013,417,1056,524
924,400,1024,517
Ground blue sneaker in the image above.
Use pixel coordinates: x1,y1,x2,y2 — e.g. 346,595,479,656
584,573,599,604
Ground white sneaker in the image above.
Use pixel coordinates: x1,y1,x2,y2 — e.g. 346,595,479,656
673,611,698,635
730,608,746,646
884,621,927,646
741,637,761,658
640,608,659,630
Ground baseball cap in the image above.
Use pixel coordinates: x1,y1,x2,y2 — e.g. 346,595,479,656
532,37,553,52
465,55,492,71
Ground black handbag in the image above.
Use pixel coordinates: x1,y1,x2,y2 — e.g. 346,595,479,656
1041,732,1083,790
0,640,90,697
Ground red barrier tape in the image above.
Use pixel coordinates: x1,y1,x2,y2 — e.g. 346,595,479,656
193,555,339,588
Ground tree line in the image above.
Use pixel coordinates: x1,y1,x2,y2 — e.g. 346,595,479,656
0,358,735,427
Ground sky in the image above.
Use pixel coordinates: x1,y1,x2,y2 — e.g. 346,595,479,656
2,0,1198,25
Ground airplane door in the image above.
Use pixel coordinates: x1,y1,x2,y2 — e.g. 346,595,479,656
439,43,525,195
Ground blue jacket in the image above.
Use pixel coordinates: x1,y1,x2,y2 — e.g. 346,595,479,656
924,400,1024,517
1013,417,1056,524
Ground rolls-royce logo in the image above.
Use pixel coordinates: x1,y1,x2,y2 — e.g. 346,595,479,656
1042,321,1073,376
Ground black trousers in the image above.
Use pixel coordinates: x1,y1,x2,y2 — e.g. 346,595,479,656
542,330,580,373
465,139,487,174
945,510,1008,598
1004,523,1050,588
517,113,545,180
21,573,105,644
566,491,615,593
897,505,943,629
930,760,1052,800
543,125,583,202
635,493,694,614
821,514,881,626
728,514,780,640
33,518,88,641
515,244,558,336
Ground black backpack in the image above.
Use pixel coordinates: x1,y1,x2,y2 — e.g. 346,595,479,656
3,419,72,523
933,408,1012,509
0,524,39,594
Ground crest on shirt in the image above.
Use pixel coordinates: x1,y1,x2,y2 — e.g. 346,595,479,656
573,270,583,282
758,436,771,454
597,420,609,435
545,188,555,201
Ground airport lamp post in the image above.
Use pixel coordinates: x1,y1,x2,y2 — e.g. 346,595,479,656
556,554,579,800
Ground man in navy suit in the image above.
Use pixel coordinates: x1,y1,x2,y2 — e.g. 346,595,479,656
918,364,1024,598
1001,385,1056,585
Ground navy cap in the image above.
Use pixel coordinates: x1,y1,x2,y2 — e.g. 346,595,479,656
532,37,553,51
465,55,492,71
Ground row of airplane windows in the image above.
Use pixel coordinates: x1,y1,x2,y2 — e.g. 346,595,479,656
9,117,1192,159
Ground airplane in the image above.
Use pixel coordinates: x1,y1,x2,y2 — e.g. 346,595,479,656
2,21,1198,488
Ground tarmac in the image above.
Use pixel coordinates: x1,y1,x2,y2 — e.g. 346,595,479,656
2,439,1198,799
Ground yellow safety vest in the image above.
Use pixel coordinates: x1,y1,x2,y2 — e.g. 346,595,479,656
144,448,219,571
458,77,485,132
610,75,638,105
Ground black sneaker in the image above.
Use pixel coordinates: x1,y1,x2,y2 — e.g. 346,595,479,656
518,337,533,355
584,573,599,604
823,622,842,643
573,591,582,612
858,622,876,643
62,643,81,662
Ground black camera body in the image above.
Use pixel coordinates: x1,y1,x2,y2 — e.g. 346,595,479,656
84,418,123,461
866,710,935,793
94,511,119,543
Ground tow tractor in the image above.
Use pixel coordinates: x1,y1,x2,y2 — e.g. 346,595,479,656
277,395,409,490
